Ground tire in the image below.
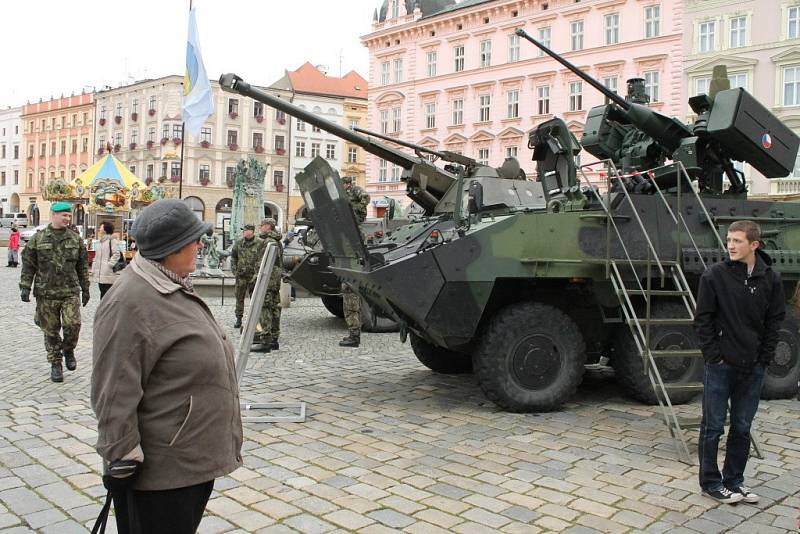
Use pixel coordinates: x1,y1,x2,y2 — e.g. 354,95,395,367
320,294,344,318
761,308,800,400
612,300,704,405
472,302,586,412
361,299,400,333
410,333,472,374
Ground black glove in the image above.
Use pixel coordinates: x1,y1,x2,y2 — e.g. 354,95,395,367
20,288,30,302
102,459,141,493
82,291,90,307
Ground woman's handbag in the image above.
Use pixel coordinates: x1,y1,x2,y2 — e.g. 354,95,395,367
110,240,127,273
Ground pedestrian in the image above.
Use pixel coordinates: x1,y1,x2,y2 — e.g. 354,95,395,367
92,221,123,300
7,224,20,267
91,199,243,534
19,201,90,382
252,218,283,352
695,220,785,505
339,176,369,347
229,223,261,329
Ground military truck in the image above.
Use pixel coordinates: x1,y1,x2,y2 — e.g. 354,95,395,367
218,41,800,417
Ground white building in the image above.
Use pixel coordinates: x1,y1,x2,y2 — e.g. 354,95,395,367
0,106,23,215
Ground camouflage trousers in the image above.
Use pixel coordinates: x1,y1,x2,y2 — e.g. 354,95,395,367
257,286,281,343
234,276,256,319
34,295,81,364
341,282,361,336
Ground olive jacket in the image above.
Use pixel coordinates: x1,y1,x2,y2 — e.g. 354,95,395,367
20,225,89,298
91,252,243,491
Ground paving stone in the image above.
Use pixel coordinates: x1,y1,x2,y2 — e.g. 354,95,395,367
323,509,374,530
366,508,415,528
22,508,67,530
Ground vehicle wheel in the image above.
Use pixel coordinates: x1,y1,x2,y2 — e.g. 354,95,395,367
320,294,344,318
361,298,399,333
612,300,703,405
761,308,800,400
472,302,586,412
410,333,472,374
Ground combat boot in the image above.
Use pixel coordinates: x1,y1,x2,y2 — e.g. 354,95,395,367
251,337,272,353
64,350,76,371
233,316,242,329
50,361,64,383
339,333,360,348
270,339,279,351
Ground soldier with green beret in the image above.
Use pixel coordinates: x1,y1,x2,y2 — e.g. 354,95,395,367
20,201,90,382
339,177,370,348
230,223,262,329
253,218,283,352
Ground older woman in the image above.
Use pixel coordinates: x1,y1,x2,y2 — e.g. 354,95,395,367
91,221,123,299
91,199,243,534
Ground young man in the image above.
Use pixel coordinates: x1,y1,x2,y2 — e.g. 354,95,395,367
229,224,261,329
695,220,785,504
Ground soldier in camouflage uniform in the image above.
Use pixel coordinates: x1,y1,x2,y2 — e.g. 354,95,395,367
252,218,283,352
340,176,370,348
230,224,262,329
20,202,90,382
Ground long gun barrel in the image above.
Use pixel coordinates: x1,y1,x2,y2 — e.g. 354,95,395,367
219,73,456,213
353,127,477,167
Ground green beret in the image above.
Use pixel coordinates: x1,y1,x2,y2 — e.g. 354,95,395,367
51,202,72,213
243,223,255,230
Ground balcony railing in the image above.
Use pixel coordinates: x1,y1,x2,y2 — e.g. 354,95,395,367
770,178,800,195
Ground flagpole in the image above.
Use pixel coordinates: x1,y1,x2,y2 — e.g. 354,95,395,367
178,0,192,200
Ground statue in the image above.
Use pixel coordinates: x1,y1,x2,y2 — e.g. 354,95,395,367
230,157,267,245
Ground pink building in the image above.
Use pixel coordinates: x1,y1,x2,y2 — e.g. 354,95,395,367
363,0,682,212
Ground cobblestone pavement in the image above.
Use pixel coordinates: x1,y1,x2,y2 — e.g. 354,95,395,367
0,251,798,533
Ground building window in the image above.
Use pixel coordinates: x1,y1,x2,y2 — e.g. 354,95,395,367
695,77,710,96
199,165,210,184
311,142,320,158
173,124,183,139
312,124,321,133
507,90,519,118
116,103,123,117
254,101,264,118
644,71,659,102
70,170,76,180
148,127,156,142
131,99,138,114
115,132,123,147
427,51,437,77
1,145,4,158
326,143,336,159
729,73,747,89
226,167,235,185
82,138,88,152
537,85,550,115
275,135,285,151
296,141,306,157
273,170,284,189
0,172,4,186
452,99,463,125
645,5,660,38
506,146,518,158
149,95,157,112
348,147,357,163
569,81,583,111
146,164,153,180
784,66,800,106
699,21,715,53
425,102,436,128
14,170,18,185
296,118,305,131
379,159,387,182
100,106,106,120
790,7,800,39
454,45,465,72
381,62,390,85
477,148,489,165
51,141,56,156
479,95,491,122
71,139,77,153
201,127,211,143
729,16,746,48
480,40,492,67
252,132,263,148
571,20,584,51
171,162,181,178
130,130,138,145
161,162,168,178
603,76,618,93
508,33,520,62
380,110,389,133
276,110,286,123
227,130,238,146
391,0,399,18
605,14,619,45
390,165,400,182
162,123,170,139
394,59,403,83
349,119,359,130
392,107,401,132
538,27,551,57
228,98,239,115
13,145,19,159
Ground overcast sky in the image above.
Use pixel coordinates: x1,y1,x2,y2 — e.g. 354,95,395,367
1,0,380,108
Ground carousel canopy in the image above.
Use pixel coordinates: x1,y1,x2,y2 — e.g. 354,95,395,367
77,153,147,191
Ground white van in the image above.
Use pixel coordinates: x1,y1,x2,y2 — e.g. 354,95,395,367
0,212,27,228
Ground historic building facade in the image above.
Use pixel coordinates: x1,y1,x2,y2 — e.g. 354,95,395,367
684,0,800,196
0,106,23,216
21,93,95,220
363,0,682,212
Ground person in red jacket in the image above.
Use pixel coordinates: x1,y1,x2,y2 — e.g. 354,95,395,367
7,225,20,267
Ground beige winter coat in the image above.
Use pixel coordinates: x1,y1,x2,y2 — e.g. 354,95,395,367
91,252,243,491
91,236,122,285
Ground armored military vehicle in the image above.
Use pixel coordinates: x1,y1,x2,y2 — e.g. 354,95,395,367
219,40,800,422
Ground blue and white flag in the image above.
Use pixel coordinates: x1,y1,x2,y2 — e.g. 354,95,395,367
182,7,213,136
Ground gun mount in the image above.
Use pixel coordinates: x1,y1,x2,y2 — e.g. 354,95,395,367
516,29,800,196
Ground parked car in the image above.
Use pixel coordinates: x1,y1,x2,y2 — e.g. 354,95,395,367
0,213,28,228
20,224,47,243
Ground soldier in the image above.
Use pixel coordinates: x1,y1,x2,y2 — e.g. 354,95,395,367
339,176,370,348
229,224,262,329
252,218,283,352
20,201,90,382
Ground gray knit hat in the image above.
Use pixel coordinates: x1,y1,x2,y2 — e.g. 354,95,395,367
132,199,213,260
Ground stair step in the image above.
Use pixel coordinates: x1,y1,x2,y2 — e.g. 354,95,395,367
628,318,694,326
650,349,703,359
662,382,704,393
620,289,691,297
615,259,680,267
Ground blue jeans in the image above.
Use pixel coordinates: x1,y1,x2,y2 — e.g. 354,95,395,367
698,361,765,491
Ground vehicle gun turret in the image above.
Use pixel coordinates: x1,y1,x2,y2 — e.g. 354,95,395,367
515,29,800,196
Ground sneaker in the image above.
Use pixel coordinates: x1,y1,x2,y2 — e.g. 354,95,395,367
728,485,759,504
703,487,743,504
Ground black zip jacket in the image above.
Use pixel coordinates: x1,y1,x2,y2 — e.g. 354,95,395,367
694,249,785,367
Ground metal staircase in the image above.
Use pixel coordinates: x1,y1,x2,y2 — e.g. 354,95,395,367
578,161,762,463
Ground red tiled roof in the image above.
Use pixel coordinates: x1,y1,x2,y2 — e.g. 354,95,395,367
287,62,367,99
